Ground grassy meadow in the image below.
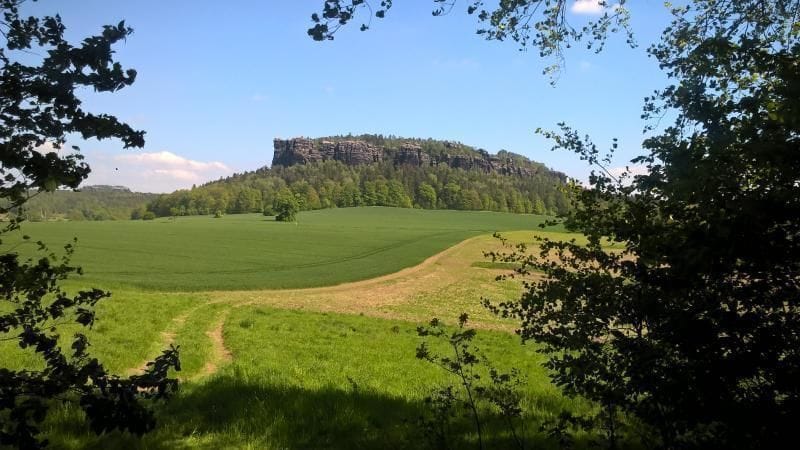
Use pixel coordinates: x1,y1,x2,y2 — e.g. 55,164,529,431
1,207,602,449
9,207,559,291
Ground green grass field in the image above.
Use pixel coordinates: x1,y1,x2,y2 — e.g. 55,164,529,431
42,308,593,449
1,208,617,448
9,207,558,291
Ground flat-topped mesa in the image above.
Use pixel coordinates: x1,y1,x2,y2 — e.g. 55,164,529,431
273,138,382,166
272,137,542,178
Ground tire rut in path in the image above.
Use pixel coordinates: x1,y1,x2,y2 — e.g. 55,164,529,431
131,306,192,375
194,308,233,379
128,307,194,376
128,233,533,377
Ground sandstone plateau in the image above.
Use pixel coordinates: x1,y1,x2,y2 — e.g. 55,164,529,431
272,137,554,178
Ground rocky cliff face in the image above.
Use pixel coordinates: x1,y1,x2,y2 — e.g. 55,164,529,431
272,138,383,166
273,138,547,178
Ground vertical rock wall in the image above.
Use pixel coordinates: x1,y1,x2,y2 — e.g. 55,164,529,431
272,137,540,177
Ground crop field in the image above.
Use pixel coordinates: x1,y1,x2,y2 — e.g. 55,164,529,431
2,208,599,449
11,207,560,291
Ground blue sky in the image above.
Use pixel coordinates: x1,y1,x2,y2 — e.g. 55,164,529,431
27,1,674,192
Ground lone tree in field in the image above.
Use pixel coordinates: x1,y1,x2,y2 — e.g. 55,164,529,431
311,1,800,447
273,188,300,222
0,1,179,447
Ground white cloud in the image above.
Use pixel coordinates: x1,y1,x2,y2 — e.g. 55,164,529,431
85,150,233,193
579,60,592,71
571,0,608,15
153,168,204,181
115,151,229,172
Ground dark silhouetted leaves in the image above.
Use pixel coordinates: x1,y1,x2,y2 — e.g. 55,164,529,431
1,2,180,447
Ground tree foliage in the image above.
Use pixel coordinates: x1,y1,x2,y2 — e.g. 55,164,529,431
9,186,157,222
273,188,300,222
484,1,800,447
416,314,527,450
308,0,800,447
147,139,571,218
1,1,179,447
308,0,634,78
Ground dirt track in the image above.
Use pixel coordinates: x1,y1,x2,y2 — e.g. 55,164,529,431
129,232,537,378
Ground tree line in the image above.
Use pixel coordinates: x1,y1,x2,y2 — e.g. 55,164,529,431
1,2,179,447
8,186,158,221
144,160,572,218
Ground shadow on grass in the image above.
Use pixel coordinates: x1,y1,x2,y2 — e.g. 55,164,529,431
46,374,596,449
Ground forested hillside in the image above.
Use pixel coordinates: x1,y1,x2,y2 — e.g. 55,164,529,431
146,136,573,217
11,186,158,221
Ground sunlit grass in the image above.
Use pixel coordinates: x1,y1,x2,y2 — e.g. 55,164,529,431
8,207,560,291
0,209,617,448
44,308,592,449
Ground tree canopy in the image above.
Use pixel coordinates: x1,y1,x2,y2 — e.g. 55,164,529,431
273,188,300,222
312,0,800,447
308,0,634,78
478,1,800,447
1,1,178,447
146,158,570,218
10,186,158,221
146,134,571,218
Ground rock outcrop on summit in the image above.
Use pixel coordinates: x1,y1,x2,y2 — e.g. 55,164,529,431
273,137,551,178
272,138,382,166
147,135,574,218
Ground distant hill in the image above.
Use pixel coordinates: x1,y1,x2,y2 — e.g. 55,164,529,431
272,135,559,178
80,185,134,192
17,185,159,221
146,134,573,218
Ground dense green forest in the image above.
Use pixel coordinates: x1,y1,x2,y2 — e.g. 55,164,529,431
146,158,573,218
9,186,158,221
146,134,573,217
6,136,574,222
